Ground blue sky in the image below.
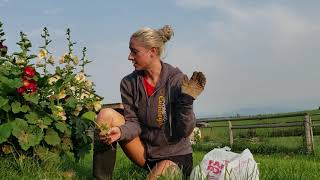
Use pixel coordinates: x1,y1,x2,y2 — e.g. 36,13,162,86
1,0,320,117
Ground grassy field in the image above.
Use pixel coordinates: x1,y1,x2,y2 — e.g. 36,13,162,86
1,143,320,179
3,148,320,180
1,109,320,179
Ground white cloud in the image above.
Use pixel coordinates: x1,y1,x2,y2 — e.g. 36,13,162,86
43,8,63,15
174,0,320,115
208,3,320,48
0,0,9,7
175,0,216,9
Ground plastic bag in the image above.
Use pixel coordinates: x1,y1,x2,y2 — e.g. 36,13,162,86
190,147,259,180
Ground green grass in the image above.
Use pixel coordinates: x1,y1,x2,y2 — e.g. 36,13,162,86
256,154,320,180
0,152,92,179
1,146,320,179
1,109,320,179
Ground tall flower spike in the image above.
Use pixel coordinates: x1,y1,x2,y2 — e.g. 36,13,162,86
39,27,52,75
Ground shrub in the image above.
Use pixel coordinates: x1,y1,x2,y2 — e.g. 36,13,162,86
0,21,102,161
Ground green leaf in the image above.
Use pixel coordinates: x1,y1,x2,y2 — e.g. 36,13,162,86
81,111,96,122
0,76,22,88
64,128,72,136
12,118,28,137
11,119,43,150
65,97,76,108
0,96,8,107
21,105,30,113
55,67,63,75
25,112,39,124
11,78,23,88
13,52,23,56
54,79,63,89
0,76,9,84
44,128,60,146
27,55,37,59
55,122,68,133
11,101,21,113
23,93,39,104
17,126,43,151
10,67,22,76
0,122,12,143
39,100,50,108
42,116,53,125
34,116,52,130
37,76,49,87
1,103,11,112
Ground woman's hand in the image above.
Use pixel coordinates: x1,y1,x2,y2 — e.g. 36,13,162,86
99,126,121,144
181,71,206,99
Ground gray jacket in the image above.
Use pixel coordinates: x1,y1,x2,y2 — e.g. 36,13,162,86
119,62,196,158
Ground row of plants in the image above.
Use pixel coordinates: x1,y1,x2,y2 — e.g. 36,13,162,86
0,20,102,161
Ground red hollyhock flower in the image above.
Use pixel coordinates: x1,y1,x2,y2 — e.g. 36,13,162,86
17,87,25,94
23,66,36,78
22,77,30,87
22,77,38,93
26,82,37,93
0,42,7,56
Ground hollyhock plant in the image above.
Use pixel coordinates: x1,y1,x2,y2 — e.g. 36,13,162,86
0,41,7,56
23,66,36,78
0,21,103,161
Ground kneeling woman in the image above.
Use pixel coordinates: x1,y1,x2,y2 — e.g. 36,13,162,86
93,25,206,180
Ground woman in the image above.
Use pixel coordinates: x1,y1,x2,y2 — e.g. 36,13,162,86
94,25,206,180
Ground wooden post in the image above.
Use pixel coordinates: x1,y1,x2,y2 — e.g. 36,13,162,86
309,115,314,153
228,121,233,147
304,114,314,154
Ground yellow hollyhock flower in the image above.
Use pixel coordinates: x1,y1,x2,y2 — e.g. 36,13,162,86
57,90,66,99
54,105,64,112
48,55,54,65
85,80,93,88
93,101,102,112
70,86,76,93
38,49,48,59
48,75,61,85
75,72,86,83
80,92,90,100
75,104,83,112
73,56,79,65
73,110,80,116
60,53,68,64
73,104,83,116
53,106,66,120
16,58,25,65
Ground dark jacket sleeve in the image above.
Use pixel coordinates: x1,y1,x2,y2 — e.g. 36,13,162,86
171,74,196,139
118,78,141,141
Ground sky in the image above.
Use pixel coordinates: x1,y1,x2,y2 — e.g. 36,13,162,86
1,0,320,117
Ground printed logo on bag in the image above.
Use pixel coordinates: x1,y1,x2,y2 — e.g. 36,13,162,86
207,160,230,176
157,95,167,127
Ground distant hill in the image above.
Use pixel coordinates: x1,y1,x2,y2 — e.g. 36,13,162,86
196,106,319,118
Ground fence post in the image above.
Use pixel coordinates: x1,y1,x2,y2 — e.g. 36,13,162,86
309,115,314,152
228,121,233,147
304,114,314,154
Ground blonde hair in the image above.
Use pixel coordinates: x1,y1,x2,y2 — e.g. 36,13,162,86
131,25,174,57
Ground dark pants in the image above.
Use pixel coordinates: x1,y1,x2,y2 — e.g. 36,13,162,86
143,153,193,180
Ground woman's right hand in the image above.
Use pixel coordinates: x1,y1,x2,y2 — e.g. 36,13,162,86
99,126,121,144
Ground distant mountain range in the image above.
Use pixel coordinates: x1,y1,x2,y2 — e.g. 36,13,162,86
196,106,318,119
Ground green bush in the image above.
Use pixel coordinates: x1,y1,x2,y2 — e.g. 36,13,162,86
0,21,102,161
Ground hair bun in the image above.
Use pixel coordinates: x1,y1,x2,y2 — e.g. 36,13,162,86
158,25,174,43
